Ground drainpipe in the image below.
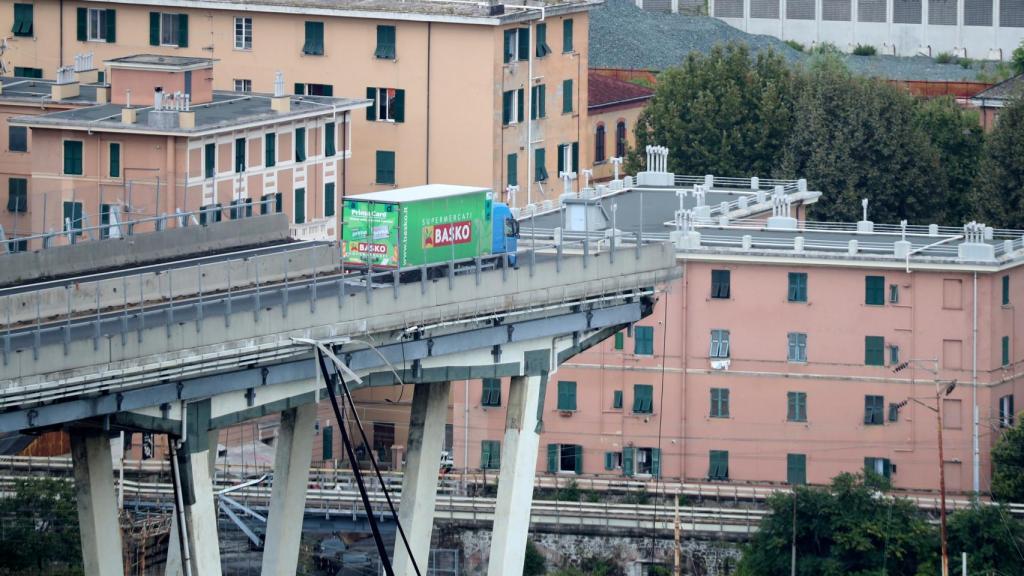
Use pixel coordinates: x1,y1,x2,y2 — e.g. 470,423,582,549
972,271,979,494
463,379,470,471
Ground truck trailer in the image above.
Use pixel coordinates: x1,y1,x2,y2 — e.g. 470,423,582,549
341,184,518,270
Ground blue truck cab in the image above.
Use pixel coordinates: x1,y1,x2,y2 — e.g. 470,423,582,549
491,202,519,267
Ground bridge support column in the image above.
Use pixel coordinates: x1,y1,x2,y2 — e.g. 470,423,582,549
394,381,451,576
166,430,219,576
261,403,317,576
71,431,125,576
487,373,545,576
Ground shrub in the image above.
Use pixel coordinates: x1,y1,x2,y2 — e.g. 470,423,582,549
523,540,547,576
623,486,650,505
810,42,841,55
852,44,877,56
934,52,953,64
784,39,805,52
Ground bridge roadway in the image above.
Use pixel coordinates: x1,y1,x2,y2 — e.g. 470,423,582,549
0,233,678,576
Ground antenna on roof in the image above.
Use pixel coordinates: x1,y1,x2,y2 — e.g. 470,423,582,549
862,198,869,222
900,220,907,241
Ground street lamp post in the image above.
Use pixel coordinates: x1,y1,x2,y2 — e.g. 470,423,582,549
892,358,957,576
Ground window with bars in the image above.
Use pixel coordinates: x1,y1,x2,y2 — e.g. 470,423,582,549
482,378,501,407
710,329,730,359
787,392,807,422
234,16,252,49
864,395,885,425
711,269,731,299
788,333,807,363
710,388,729,418
633,384,654,414
557,380,577,411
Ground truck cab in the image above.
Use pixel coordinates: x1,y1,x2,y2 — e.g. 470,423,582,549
491,202,519,266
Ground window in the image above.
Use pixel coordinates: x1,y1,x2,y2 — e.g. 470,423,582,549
864,457,892,479
788,272,807,302
324,182,335,218
78,8,115,43
502,89,524,126
865,275,885,305
1003,275,1011,306
889,283,900,304
562,79,574,114
943,278,963,310
99,204,112,239
534,147,548,182
234,137,246,173
889,344,900,365
711,269,731,299
562,18,573,52
13,3,32,37
531,84,546,119
375,150,395,184
204,143,215,178
888,402,900,422
265,133,276,168
322,424,333,460
303,21,324,55
375,25,396,59
614,332,624,350
234,16,252,49
14,67,42,79
708,450,729,480
63,201,83,235
710,329,730,359
787,454,806,485
787,333,807,362
324,122,336,157
109,142,120,178
63,141,83,175
261,193,282,215
633,384,653,414
634,326,654,355
557,380,577,411
536,23,551,57
293,188,306,224
556,142,579,175
150,12,188,48
229,199,252,219
295,83,333,97
481,440,501,469
507,153,517,187
233,79,252,93
8,126,27,152
7,178,27,213
482,378,501,407
865,336,885,366
999,394,1015,428
199,203,222,225
295,127,306,162
502,28,530,63
612,390,623,409
864,395,885,425
546,444,582,473
595,124,606,163
615,121,626,158
710,388,729,418
366,87,405,122
1002,336,1010,367
635,447,661,476
604,451,622,471
787,392,807,422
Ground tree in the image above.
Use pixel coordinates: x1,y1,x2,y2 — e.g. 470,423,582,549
991,417,1024,502
736,473,935,576
0,477,83,575
629,44,797,177
1013,40,1024,75
522,540,547,576
972,97,1024,229
913,97,985,226
945,504,1024,575
780,55,948,225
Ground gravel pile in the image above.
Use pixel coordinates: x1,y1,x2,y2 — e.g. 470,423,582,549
589,0,999,82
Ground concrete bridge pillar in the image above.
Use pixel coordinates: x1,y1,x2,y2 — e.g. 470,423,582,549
166,429,219,576
70,430,125,576
394,381,451,576
487,373,546,576
261,403,317,576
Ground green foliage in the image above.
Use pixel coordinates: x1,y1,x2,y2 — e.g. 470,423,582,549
585,489,601,503
1013,40,1024,75
623,486,651,505
945,504,1024,575
523,540,547,576
958,57,974,69
630,44,797,177
852,44,877,56
913,97,984,225
784,40,805,52
975,61,1017,84
628,76,656,90
0,478,83,575
990,416,1024,501
557,479,581,502
934,52,953,64
736,473,934,576
810,42,841,55
551,556,626,576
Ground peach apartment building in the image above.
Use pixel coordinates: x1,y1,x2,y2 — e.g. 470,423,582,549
1,0,595,207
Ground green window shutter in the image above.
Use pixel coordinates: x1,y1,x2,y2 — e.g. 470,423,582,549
517,26,529,61
501,90,512,125
1002,336,1010,366
787,454,806,485
651,448,661,478
7,178,27,212
633,384,653,414
547,444,558,473
571,141,579,172
265,133,276,168
503,29,514,63
325,122,336,157
865,336,885,366
322,84,333,97
517,88,524,123
322,426,333,460
303,21,324,55
376,151,395,184
63,141,83,175
393,90,405,123
275,193,283,213
481,441,491,469
375,25,396,59
234,137,246,172
531,86,538,120
366,87,378,121
574,444,583,474
482,378,501,407
865,275,885,305
507,153,517,187
14,4,33,37
562,18,573,53
260,195,271,215
534,147,547,182
539,84,546,118
888,402,900,422
711,269,731,298
612,390,623,409
99,204,111,238
149,12,159,46
562,79,573,114
294,188,306,224
176,13,188,47
109,143,120,177
76,7,87,41
557,380,577,411
324,183,335,218
1003,275,1010,306
204,143,215,178
788,272,807,302
536,23,550,57
622,447,634,477
295,127,306,162
634,326,654,355
864,395,884,425
105,9,116,42
614,332,624,350
294,83,305,95
604,452,614,471
557,143,565,175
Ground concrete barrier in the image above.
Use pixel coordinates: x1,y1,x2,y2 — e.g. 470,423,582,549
0,214,291,286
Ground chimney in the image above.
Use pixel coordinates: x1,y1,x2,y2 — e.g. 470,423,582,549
51,66,80,100
73,53,99,84
271,71,290,113
121,89,137,123
178,92,195,128
94,85,110,103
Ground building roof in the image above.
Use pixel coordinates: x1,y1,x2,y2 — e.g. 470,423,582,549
10,91,369,136
88,0,600,24
104,54,216,71
970,73,1024,107
353,184,489,203
0,76,104,106
588,71,653,110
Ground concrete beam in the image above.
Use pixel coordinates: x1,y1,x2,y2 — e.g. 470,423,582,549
261,403,317,576
487,372,547,576
71,431,125,576
394,381,451,576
